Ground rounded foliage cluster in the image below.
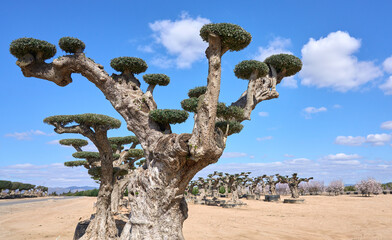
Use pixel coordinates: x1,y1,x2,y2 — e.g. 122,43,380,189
58,37,86,53
234,60,269,80
10,37,56,60
88,167,101,179
44,113,121,129
264,54,302,77
149,109,189,124
110,57,148,74
64,160,88,167
59,138,88,147
72,151,100,160
200,23,252,51
128,149,144,158
181,97,199,112
143,74,170,86
216,103,244,121
109,136,139,145
215,120,244,135
188,86,207,98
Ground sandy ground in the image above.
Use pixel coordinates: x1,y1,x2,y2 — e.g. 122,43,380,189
0,195,391,240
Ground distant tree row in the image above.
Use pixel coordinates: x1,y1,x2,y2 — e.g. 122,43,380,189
60,189,99,197
0,180,48,199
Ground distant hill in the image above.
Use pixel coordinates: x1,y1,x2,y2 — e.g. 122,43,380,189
48,186,96,194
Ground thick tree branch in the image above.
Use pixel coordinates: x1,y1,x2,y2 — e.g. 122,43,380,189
15,53,161,146
188,34,225,161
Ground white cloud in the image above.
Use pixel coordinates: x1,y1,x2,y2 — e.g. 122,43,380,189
4,130,53,140
383,56,392,74
256,136,273,141
334,136,366,146
380,76,392,95
284,154,295,158
300,31,382,92
258,112,269,117
280,77,298,88
221,152,248,158
381,121,392,130
148,12,210,68
366,133,392,146
254,37,292,61
303,106,327,118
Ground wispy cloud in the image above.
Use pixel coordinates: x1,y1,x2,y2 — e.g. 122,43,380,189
5,130,54,140
335,134,391,146
381,121,392,130
258,112,269,117
256,136,273,141
302,106,327,119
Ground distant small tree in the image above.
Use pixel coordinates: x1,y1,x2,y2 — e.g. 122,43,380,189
355,178,382,196
0,180,12,195
263,174,281,195
277,173,313,198
326,180,344,196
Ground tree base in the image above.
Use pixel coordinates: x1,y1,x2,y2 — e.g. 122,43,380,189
283,198,305,204
246,194,256,200
264,195,280,202
73,216,127,240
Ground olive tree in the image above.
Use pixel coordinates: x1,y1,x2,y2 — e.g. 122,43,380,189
262,174,281,195
277,173,313,198
0,180,12,195
10,23,301,239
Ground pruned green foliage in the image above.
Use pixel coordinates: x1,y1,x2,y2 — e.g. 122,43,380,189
215,120,244,135
10,37,56,60
111,144,124,151
234,60,269,80
110,57,147,74
109,136,139,145
44,113,121,129
64,160,88,167
72,151,119,160
127,149,144,158
59,138,88,147
114,167,128,176
181,97,199,112
0,180,12,190
143,74,170,86
149,109,189,124
136,159,146,167
10,182,22,190
88,167,101,178
58,37,86,53
200,23,252,51
216,103,244,121
264,54,302,77
72,151,100,159
188,86,207,98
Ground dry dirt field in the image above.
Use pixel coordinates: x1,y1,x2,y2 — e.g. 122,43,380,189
0,195,391,240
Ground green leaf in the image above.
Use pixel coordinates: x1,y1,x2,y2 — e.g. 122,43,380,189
110,57,147,74
10,37,56,60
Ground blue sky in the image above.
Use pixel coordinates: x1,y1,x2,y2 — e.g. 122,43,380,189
1,1,391,187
